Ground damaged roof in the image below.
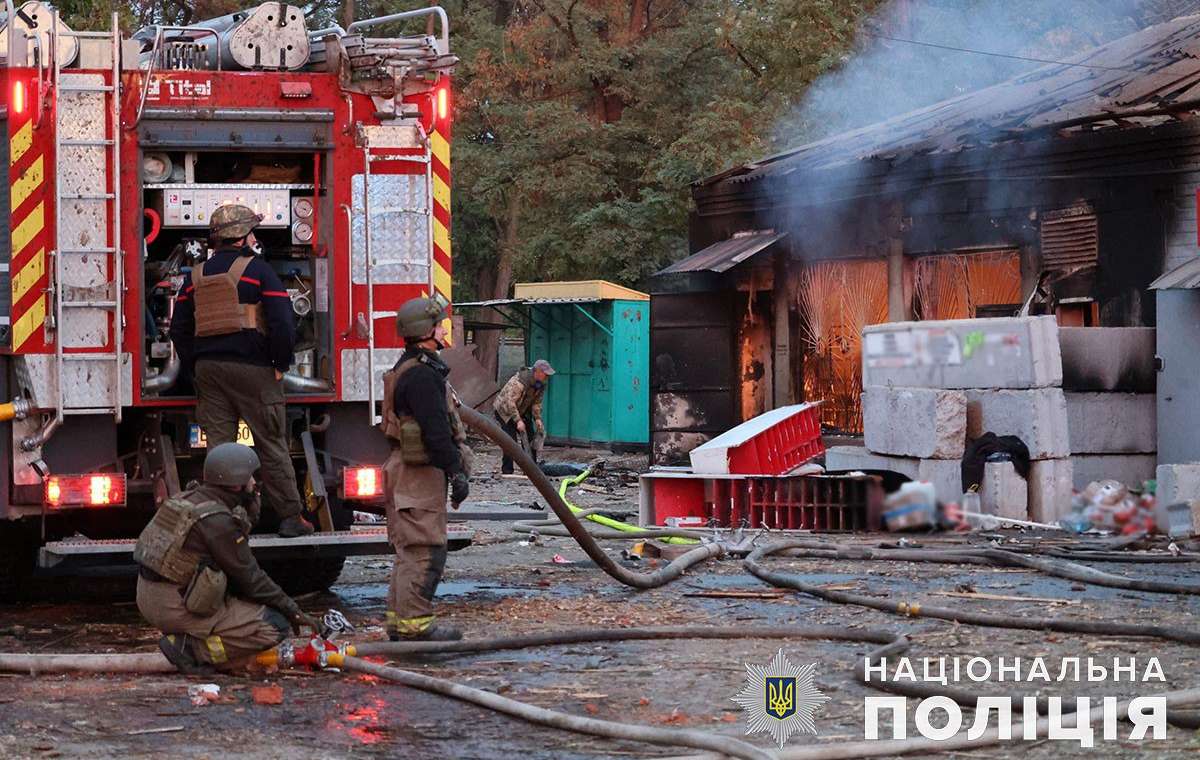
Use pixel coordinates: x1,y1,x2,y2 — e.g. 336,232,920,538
656,231,787,274
716,13,1200,185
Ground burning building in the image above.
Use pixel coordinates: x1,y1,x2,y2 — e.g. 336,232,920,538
649,13,1200,465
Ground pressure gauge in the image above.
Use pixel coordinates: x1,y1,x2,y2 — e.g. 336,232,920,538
291,220,314,244
292,198,314,218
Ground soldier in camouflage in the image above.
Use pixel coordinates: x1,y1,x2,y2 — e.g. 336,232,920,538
493,358,555,474
134,443,319,674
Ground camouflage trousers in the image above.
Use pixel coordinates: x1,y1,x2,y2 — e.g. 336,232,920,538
136,576,289,666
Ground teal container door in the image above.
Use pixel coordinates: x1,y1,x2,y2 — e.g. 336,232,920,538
527,302,615,444
611,300,649,444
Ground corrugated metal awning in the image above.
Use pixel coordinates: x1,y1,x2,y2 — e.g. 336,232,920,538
454,298,523,307
1151,258,1200,290
656,231,787,275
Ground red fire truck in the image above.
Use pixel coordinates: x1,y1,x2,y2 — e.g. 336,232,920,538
0,2,464,597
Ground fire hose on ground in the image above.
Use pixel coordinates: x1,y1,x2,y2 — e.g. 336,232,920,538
459,406,724,589
1,408,1199,757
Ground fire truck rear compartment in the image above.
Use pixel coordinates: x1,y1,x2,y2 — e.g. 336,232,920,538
140,149,328,396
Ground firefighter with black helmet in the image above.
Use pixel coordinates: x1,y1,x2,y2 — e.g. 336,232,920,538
133,443,320,674
169,204,314,538
380,295,472,641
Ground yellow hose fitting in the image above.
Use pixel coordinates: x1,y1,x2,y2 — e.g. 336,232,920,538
0,399,30,422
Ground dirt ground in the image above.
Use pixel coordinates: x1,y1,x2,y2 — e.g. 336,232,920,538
0,439,1198,759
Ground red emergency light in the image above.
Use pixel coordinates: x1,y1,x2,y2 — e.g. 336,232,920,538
343,466,383,500
45,473,127,507
11,80,25,115
435,83,450,123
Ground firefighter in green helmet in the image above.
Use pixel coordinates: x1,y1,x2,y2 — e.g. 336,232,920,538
134,443,320,674
379,295,472,641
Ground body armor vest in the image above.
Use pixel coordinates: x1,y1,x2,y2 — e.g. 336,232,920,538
193,255,266,337
133,494,228,585
381,357,467,465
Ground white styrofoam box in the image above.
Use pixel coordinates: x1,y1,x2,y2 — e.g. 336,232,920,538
863,316,1062,390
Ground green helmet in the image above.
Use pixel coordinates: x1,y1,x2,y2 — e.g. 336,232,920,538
396,295,448,340
210,204,262,240
203,443,261,487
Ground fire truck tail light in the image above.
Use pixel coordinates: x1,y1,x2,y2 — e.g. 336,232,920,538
12,80,25,115
45,474,127,507
436,85,449,122
343,466,383,500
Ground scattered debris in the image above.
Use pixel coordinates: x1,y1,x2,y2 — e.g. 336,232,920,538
931,591,1078,605
126,726,184,736
251,685,285,706
187,683,221,706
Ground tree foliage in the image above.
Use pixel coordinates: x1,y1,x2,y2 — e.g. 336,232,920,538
47,0,1200,309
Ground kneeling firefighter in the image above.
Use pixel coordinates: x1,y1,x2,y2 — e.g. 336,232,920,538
134,443,320,673
380,296,472,641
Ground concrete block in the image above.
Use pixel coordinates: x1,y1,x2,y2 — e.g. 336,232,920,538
964,388,1070,459
981,461,1028,521
1028,459,1074,524
1059,327,1155,393
1155,463,1200,506
863,316,1062,390
1065,393,1155,454
823,447,961,502
918,459,963,504
1072,454,1157,490
862,386,966,459
824,446,919,479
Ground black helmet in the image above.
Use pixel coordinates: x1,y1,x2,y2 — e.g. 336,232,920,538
396,295,448,340
203,443,261,487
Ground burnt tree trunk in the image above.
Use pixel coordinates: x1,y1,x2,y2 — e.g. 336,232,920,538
474,192,519,379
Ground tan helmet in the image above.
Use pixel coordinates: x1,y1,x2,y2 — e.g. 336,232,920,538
396,295,448,340
210,204,263,240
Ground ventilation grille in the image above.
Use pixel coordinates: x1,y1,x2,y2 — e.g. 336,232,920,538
1041,205,1098,271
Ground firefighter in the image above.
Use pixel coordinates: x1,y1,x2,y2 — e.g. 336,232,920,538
380,296,472,641
493,358,555,474
169,204,314,538
134,443,320,674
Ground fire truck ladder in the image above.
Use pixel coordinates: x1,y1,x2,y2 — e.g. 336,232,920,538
359,137,434,426
49,11,123,424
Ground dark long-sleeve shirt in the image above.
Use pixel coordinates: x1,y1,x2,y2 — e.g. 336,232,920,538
392,348,463,476
169,247,296,373
179,485,299,618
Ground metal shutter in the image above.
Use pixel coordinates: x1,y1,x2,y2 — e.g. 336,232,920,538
1040,205,1098,271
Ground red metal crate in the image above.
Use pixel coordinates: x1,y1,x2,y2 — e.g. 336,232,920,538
639,471,882,531
688,403,824,476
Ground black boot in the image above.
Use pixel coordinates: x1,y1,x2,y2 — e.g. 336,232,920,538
158,634,215,675
278,514,315,537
